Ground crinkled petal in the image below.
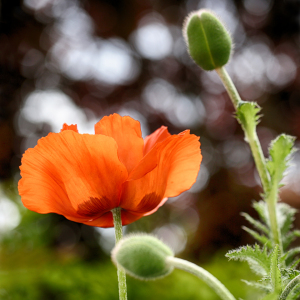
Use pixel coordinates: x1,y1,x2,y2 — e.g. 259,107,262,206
164,130,202,197
95,114,144,173
120,131,201,215
127,148,158,181
18,131,128,222
143,126,171,155
61,124,79,132
127,127,171,181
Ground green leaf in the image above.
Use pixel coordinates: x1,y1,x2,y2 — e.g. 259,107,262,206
266,134,295,187
280,275,300,300
281,268,300,285
226,244,270,276
260,291,280,300
277,203,297,237
282,231,300,251
242,226,272,249
285,284,300,300
289,258,300,270
270,246,282,294
242,280,272,293
242,212,269,236
284,247,300,264
236,102,261,134
253,201,269,226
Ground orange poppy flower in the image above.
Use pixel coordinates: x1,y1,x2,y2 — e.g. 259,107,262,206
18,114,202,227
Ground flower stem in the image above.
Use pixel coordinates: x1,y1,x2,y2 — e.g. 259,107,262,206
215,67,270,190
267,183,282,251
112,207,128,300
215,67,282,250
166,257,236,300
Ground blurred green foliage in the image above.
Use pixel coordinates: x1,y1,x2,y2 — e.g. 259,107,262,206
1,246,259,300
0,204,259,300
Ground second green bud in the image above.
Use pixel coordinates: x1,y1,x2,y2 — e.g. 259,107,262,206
112,234,174,280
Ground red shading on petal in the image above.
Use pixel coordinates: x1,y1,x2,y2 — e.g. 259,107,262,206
19,131,128,222
80,209,144,228
95,114,144,174
143,197,168,216
81,212,114,227
143,126,171,155
120,131,201,216
77,196,112,218
61,123,79,132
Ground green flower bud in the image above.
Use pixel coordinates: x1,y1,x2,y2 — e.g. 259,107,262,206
183,9,232,70
111,234,174,280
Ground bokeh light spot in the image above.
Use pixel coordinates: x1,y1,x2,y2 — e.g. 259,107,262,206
133,22,173,60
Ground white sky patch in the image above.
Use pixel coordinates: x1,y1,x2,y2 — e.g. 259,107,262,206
23,0,52,10
51,38,139,85
19,89,98,134
133,22,173,60
282,149,300,196
154,224,187,254
143,78,205,128
96,226,127,254
0,195,21,234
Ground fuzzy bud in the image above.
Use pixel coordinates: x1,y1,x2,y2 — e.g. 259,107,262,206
111,234,174,280
183,9,232,70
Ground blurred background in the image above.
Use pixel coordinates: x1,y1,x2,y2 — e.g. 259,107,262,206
0,0,299,299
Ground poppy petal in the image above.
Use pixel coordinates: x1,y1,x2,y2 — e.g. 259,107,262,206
61,123,79,132
127,149,158,181
143,126,171,155
120,131,201,215
19,131,128,221
164,130,202,197
128,127,171,181
95,114,144,173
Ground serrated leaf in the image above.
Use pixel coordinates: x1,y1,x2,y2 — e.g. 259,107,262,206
242,280,272,292
285,283,300,300
277,203,297,237
253,201,269,226
236,101,261,134
242,212,269,236
282,231,300,251
280,274,300,300
283,247,300,266
266,134,295,187
289,258,300,270
243,226,272,249
270,246,282,294
281,268,300,286
226,244,270,275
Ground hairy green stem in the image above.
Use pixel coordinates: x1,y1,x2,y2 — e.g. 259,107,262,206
215,67,282,249
267,184,282,251
112,207,128,300
166,257,236,300
215,67,240,110
280,274,300,299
